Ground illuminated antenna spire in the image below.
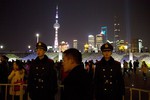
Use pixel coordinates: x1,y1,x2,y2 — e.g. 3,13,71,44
53,5,60,52
56,5,58,19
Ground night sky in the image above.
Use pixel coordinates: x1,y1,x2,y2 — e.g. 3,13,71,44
0,0,150,51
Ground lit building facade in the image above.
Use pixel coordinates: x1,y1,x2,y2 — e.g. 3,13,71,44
117,40,128,52
88,35,95,52
73,40,78,49
84,43,89,52
113,16,120,52
101,26,107,43
59,41,69,52
58,41,69,61
131,38,143,53
95,34,103,51
138,39,143,53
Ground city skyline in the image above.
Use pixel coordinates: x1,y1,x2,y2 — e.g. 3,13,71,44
0,0,150,51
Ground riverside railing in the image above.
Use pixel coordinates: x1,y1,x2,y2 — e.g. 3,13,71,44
0,84,150,100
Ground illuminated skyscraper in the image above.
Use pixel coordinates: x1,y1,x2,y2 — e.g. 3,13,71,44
131,38,143,53
96,33,103,51
88,35,95,52
88,35,95,48
53,5,60,52
114,16,120,52
58,41,69,61
73,40,78,49
101,26,107,43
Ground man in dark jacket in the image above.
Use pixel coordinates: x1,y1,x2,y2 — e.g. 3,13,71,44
94,42,125,100
0,55,9,100
62,48,93,100
27,42,58,100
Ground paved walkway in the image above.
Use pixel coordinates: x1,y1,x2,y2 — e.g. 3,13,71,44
124,68,150,100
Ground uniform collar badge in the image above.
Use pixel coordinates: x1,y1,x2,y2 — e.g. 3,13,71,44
38,43,42,46
105,44,108,48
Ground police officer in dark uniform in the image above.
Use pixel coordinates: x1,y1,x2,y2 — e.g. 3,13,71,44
94,42,125,100
27,42,58,100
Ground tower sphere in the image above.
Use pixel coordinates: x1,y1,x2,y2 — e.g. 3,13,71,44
53,23,60,29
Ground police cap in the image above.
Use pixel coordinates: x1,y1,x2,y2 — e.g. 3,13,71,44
36,42,47,51
101,42,113,52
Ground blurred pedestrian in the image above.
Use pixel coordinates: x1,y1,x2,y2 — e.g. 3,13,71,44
27,42,58,100
133,59,139,74
123,60,130,77
94,42,125,100
8,60,25,100
62,48,93,100
141,61,148,80
0,55,9,100
128,60,133,73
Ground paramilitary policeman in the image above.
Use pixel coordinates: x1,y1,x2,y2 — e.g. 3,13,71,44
94,42,125,100
27,42,58,100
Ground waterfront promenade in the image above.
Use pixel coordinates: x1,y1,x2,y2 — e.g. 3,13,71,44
123,69,150,100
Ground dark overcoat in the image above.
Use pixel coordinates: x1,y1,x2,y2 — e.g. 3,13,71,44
94,57,125,100
27,55,58,100
62,65,93,100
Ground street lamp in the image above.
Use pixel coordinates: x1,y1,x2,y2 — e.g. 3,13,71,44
28,45,31,49
28,45,32,52
0,45,3,49
36,33,39,43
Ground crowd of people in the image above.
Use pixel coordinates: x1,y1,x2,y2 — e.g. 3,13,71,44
0,42,149,100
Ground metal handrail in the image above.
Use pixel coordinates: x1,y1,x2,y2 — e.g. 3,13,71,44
0,84,150,100
0,83,28,100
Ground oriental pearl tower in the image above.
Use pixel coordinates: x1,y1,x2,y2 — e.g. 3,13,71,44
53,5,60,52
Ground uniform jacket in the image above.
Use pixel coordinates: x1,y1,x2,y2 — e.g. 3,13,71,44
94,57,125,100
27,55,58,100
62,65,93,100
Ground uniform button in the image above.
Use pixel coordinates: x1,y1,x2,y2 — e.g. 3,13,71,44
105,80,109,83
104,75,106,77
110,69,113,71
110,76,112,78
38,79,41,82
110,82,112,84
36,67,38,69
42,67,44,70
36,86,38,88
104,88,107,91
103,69,105,71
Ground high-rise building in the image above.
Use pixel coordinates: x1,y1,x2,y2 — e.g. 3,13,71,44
88,35,95,48
96,34,103,51
53,5,60,52
88,35,95,52
58,41,69,61
113,16,120,52
73,40,78,49
138,39,143,53
101,26,107,43
131,38,143,53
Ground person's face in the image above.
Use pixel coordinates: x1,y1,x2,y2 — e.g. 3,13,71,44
13,62,18,70
102,50,112,59
36,48,45,57
62,54,72,72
